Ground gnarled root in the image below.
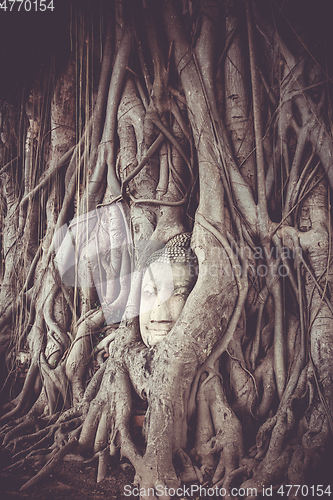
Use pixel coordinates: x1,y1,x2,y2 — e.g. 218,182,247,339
0,359,40,424
191,371,244,486
20,425,82,491
239,368,308,493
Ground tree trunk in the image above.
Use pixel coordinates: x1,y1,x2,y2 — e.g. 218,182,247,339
1,0,333,497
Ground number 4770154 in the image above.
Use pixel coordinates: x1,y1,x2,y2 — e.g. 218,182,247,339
277,485,331,496
0,1,54,11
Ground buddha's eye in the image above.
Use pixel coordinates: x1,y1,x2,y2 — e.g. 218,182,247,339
142,284,156,298
173,286,190,298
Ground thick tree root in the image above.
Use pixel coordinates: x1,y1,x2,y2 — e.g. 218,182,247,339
191,372,244,486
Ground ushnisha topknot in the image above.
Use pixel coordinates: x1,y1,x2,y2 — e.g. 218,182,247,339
144,232,198,269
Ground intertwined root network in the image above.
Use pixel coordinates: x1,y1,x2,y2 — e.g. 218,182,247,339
1,1,333,497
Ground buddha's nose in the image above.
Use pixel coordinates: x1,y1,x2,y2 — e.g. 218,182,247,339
150,296,173,323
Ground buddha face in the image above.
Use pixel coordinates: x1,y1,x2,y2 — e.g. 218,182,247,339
139,261,196,347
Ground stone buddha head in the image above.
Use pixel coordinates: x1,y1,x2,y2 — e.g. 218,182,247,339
139,233,198,347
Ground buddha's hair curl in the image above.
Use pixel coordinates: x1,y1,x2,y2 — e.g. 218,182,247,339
144,233,198,269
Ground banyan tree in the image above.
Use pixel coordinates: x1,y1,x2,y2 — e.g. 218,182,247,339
0,0,333,497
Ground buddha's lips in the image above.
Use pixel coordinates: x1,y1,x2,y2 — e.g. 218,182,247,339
148,328,170,334
147,328,171,336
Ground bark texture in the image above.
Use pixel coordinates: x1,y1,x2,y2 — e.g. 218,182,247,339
0,1,333,498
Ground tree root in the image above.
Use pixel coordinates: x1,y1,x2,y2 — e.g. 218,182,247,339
96,446,109,483
0,359,39,424
177,449,203,483
215,465,249,494
188,213,248,421
19,425,82,491
191,373,244,486
2,418,39,447
2,413,82,471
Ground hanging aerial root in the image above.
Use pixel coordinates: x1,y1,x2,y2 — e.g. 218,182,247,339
121,132,164,204
19,145,76,208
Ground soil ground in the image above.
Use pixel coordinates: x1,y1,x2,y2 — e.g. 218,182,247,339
1,375,333,499
0,453,137,500
1,449,332,500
